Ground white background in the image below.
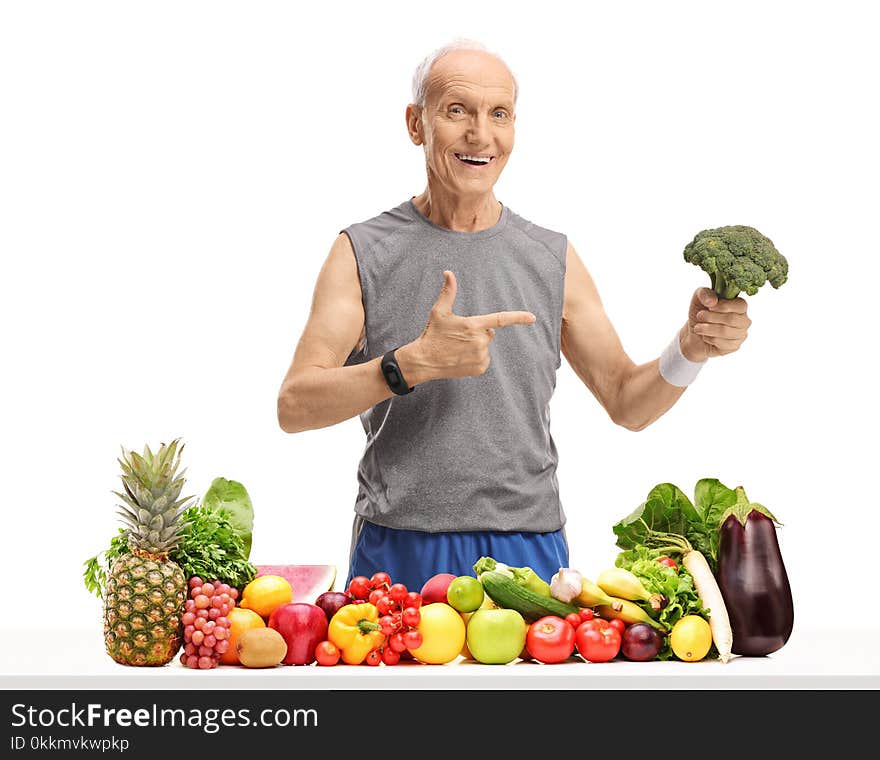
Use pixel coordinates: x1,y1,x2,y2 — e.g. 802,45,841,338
2,0,877,637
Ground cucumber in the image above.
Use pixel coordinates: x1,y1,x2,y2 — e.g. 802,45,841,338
480,571,579,622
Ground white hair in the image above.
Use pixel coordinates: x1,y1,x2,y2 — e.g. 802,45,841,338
411,37,518,108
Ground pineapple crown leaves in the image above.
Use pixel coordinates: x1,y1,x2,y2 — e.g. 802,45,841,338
113,438,196,555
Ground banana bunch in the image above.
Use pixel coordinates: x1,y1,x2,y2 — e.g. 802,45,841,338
550,567,668,631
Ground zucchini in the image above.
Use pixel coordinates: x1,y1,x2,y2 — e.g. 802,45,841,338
480,571,579,622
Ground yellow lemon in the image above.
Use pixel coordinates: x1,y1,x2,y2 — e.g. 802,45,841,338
239,575,292,620
670,615,712,662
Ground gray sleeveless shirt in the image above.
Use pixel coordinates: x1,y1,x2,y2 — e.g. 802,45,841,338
342,198,567,533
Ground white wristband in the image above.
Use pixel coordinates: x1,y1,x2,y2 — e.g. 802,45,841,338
659,330,707,387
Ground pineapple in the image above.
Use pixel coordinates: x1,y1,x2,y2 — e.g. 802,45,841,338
103,439,194,666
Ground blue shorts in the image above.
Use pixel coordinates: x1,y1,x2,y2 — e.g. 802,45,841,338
346,515,569,593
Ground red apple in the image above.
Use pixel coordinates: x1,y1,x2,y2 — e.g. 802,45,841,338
419,573,458,605
268,603,328,665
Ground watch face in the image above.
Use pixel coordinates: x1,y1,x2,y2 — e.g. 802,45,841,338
385,365,402,388
382,351,412,394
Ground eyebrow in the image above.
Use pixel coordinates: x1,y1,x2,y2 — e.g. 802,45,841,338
440,91,514,110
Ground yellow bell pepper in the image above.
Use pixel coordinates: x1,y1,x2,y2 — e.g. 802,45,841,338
328,603,385,665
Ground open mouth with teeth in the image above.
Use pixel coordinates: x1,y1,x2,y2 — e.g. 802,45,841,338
455,153,495,167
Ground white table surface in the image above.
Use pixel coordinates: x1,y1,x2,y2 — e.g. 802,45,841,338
1,626,877,690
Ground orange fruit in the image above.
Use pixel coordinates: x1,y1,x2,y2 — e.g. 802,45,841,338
239,575,293,619
220,607,266,665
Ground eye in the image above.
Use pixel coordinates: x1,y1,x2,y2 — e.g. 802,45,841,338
449,106,465,114
493,110,510,119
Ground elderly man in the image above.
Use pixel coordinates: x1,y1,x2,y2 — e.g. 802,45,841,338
277,39,750,592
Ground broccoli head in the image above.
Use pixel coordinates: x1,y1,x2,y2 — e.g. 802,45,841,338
683,225,788,299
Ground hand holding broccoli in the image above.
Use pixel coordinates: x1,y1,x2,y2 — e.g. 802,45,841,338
680,287,751,361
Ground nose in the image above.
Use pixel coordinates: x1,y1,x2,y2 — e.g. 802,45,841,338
465,112,491,146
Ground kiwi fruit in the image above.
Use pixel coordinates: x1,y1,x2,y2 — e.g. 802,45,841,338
236,627,288,668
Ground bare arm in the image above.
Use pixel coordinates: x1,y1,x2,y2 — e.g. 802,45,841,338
560,241,688,431
277,233,397,433
561,241,751,431
277,236,536,433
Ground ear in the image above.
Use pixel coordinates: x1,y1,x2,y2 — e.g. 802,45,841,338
405,104,423,146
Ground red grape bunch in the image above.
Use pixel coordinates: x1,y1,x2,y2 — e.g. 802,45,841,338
347,572,423,666
180,577,238,669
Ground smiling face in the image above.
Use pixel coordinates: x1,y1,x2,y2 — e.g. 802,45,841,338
407,49,516,199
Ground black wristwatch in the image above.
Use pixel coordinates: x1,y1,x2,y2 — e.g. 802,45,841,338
381,349,414,395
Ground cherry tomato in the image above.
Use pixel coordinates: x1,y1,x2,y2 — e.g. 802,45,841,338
565,612,583,629
388,583,409,604
405,591,423,609
657,556,679,571
388,632,408,653
608,618,626,635
368,588,387,606
575,620,622,663
381,647,400,666
526,616,577,664
314,641,340,666
348,576,372,600
579,608,595,622
402,629,423,650
376,596,397,616
379,615,397,636
401,607,421,628
364,649,382,666
370,571,392,590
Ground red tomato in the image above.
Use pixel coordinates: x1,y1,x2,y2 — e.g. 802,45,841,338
579,608,595,622
526,616,577,664
565,612,583,629
607,618,626,635
364,649,382,666
576,619,622,662
657,556,679,571
314,641,340,666
578,618,608,633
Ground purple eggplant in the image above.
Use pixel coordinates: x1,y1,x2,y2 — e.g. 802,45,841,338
716,491,793,656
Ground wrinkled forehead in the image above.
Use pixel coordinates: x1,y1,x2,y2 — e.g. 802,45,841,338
426,51,516,107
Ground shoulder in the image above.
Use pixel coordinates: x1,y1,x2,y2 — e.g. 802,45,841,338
505,207,567,269
340,199,417,258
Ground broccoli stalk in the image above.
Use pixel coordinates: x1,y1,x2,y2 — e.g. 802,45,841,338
710,269,746,301
683,225,788,299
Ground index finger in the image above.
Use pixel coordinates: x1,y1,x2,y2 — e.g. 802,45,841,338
710,296,748,314
468,311,537,329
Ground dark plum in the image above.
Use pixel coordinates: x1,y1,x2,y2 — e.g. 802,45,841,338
621,623,663,661
314,591,353,622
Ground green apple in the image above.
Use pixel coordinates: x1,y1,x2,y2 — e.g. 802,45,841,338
465,608,527,664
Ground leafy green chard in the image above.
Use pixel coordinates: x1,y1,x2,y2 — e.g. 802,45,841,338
201,477,254,559
613,478,737,573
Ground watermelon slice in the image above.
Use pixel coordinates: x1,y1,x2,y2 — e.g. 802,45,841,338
255,565,337,603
